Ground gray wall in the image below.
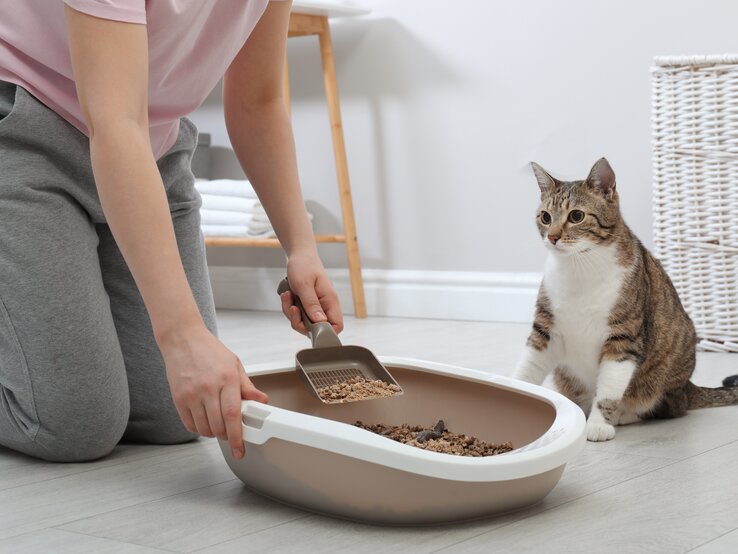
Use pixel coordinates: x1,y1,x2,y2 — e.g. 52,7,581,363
190,0,738,273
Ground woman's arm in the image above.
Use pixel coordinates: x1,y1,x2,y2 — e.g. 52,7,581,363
223,0,344,334
65,6,197,339
64,6,266,460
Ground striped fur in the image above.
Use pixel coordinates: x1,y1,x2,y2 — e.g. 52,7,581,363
514,158,738,441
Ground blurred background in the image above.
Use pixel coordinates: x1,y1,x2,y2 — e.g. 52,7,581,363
191,0,738,321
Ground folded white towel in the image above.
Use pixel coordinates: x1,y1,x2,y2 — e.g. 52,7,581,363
201,209,254,226
200,194,259,213
248,228,277,238
248,220,274,234
202,225,250,237
195,179,257,199
201,225,276,238
248,208,312,230
200,198,311,239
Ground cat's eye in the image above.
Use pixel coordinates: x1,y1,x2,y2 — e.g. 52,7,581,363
540,211,551,225
568,210,585,224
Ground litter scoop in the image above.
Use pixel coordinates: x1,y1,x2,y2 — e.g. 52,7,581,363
277,277,403,404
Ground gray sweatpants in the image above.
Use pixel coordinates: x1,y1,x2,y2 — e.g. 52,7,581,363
0,81,217,462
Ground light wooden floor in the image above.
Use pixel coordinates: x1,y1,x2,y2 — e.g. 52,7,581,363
2,310,738,553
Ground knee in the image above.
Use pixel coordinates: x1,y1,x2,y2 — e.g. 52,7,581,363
147,426,199,445
123,416,198,446
35,392,130,462
39,433,122,462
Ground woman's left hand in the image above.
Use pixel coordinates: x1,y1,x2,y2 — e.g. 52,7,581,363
280,248,344,335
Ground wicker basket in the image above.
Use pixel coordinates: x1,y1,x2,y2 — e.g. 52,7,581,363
652,55,738,352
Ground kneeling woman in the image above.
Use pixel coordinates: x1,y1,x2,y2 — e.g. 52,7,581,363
0,0,341,462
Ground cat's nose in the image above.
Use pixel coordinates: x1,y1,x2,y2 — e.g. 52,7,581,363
548,234,560,245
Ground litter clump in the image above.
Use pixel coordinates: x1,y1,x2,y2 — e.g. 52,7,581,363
316,376,402,403
355,419,513,457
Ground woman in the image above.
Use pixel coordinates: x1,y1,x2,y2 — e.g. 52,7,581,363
0,0,342,462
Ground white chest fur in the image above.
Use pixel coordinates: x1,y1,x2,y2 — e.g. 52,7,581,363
543,245,629,391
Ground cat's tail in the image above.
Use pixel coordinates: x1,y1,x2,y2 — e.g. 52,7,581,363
686,380,738,409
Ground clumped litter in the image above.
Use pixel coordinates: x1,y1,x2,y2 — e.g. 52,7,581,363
316,376,402,403
355,419,514,457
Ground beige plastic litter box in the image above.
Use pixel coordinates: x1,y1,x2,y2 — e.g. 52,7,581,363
219,357,586,525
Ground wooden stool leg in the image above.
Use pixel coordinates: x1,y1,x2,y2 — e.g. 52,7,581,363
317,16,367,318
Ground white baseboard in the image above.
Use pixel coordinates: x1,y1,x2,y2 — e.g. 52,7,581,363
208,266,541,323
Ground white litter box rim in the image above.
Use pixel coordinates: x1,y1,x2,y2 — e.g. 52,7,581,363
240,357,586,482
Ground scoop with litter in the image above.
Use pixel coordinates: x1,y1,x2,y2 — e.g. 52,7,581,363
277,278,403,404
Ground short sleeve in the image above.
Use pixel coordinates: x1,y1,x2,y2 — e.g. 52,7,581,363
63,0,146,25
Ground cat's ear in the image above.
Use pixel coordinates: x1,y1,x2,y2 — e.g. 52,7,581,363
585,157,616,199
530,162,558,194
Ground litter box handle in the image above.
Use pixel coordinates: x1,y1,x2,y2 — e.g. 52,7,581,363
241,401,335,447
277,277,341,349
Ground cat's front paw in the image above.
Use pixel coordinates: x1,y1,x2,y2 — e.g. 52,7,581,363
586,421,615,442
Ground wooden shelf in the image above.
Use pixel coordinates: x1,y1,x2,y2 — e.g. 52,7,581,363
206,10,367,317
204,234,345,248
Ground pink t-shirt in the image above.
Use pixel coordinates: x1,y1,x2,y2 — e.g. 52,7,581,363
0,0,274,159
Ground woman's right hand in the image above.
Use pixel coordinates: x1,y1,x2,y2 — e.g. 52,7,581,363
158,323,268,460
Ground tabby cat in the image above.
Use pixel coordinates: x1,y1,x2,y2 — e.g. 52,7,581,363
513,158,738,442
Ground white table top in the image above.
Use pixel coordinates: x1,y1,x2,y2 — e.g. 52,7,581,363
291,0,370,17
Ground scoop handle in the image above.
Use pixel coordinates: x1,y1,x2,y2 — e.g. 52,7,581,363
277,277,342,349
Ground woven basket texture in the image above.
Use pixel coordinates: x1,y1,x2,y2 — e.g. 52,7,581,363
652,55,738,352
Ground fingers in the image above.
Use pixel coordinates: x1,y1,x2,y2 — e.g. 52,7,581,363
280,270,344,336
322,294,344,334
280,290,293,319
203,395,226,441
290,306,307,333
178,407,197,435
221,381,245,460
190,403,214,438
315,276,344,333
191,361,266,463
241,369,269,403
280,291,308,335
293,281,326,323
163,328,265,460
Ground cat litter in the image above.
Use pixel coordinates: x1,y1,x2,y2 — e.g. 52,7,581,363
317,376,402,403
355,419,514,457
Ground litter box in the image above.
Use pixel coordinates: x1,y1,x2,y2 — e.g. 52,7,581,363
219,357,586,525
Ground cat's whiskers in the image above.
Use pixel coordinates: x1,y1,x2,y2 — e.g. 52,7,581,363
570,249,594,276
569,244,610,276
